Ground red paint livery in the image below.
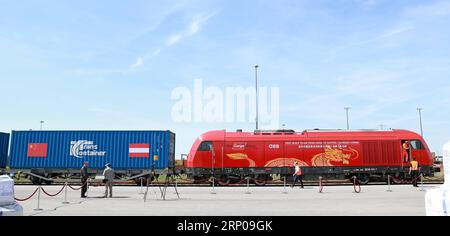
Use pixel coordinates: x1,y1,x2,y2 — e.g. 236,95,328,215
186,129,434,184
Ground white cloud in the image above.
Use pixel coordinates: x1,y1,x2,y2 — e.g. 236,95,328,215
166,12,216,46
324,24,414,62
167,34,183,46
130,57,144,69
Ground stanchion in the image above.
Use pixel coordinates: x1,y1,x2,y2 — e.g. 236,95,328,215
386,175,392,192
34,185,43,211
143,177,149,203
139,177,144,195
85,178,90,198
282,176,288,194
173,177,179,195
62,182,70,204
318,176,324,193
420,173,425,191
211,177,217,195
245,177,251,194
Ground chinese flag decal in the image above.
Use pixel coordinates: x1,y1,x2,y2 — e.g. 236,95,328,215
28,143,48,157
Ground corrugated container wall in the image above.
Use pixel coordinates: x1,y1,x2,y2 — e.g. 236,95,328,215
9,131,175,170
0,132,10,168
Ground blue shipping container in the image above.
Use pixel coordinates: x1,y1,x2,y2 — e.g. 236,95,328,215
9,131,175,171
0,132,10,168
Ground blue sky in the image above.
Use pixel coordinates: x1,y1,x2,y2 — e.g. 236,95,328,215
0,0,449,157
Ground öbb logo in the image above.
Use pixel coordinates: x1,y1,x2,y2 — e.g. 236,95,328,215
70,140,107,159
269,144,280,149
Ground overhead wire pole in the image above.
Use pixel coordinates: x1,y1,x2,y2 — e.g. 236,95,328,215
40,121,44,130
417,108,424,137
344,107,351,130
255,64,259,131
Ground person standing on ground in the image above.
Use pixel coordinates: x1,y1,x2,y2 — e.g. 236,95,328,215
80,162,89,198
291,161,304,189
409,158,420,187
103,163,115,198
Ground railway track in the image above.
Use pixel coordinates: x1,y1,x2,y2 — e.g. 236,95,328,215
13,180,444,187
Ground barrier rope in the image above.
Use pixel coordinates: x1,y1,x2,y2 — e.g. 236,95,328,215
67,180,89,190
41,184,66,197
353,176,361,193
15,187,39,202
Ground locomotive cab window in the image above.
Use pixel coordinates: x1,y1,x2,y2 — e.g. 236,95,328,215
198,141,213,151
410,140,424,150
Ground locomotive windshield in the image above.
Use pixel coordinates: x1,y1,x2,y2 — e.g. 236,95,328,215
410,140,424,150
197,141,213,151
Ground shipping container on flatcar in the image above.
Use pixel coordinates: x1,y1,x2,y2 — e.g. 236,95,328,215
0,132,10,169
9,130,175,183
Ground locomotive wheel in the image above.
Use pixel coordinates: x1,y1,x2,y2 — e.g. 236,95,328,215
219,176,230,186
193,176,208,184
357,175,370,185
391,176,405,184
254,176,267,186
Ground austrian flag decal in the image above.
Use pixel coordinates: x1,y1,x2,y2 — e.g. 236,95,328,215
129,144,150,158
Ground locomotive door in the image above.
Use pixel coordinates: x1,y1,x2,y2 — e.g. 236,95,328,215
211,134,225,170
409,140,425,164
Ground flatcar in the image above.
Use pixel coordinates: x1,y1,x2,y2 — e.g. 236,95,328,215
186,129,434,185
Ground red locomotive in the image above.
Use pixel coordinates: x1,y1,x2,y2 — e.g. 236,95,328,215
186,129,434,185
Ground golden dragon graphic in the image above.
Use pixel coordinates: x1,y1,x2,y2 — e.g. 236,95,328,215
226,153,256,167
311,147,359,167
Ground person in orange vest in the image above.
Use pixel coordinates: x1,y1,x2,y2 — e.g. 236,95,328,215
409,158,420,187
402,141,411,163
291,161,304,189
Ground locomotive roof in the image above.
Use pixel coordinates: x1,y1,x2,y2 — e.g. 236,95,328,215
199,129,423,141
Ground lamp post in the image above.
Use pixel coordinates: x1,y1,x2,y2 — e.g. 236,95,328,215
255,65,259,131
417,108,424,137
40,121,44,130
344,107,351,130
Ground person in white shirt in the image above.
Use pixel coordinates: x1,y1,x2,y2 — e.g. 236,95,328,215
291,161,304,189
103,163,115,198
